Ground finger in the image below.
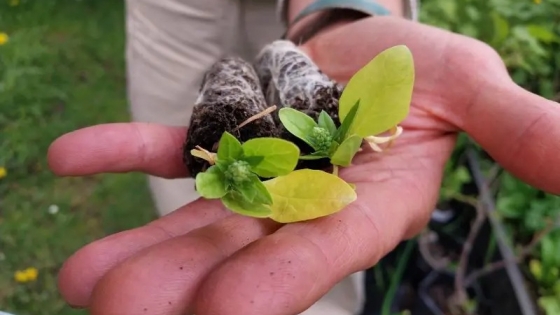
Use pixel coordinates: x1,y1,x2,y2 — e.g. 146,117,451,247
48,122,188,178
58,198,229,307
88,215,282,315
195,137,454,315
300,17,454,84
461,81,560,194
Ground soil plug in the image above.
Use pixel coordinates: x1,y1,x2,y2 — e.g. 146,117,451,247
254,40,343,122
254,40,344,168
183,57,278,177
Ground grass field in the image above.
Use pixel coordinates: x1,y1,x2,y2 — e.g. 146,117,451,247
0,1,156,314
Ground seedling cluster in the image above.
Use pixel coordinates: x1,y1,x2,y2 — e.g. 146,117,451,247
183,41,415,223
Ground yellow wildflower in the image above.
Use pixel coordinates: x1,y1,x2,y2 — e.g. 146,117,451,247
14,267,39,283
0,167,6,179
534,0,542,4
9,0,20,6
0,33,8,46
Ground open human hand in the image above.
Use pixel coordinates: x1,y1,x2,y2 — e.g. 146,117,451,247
47,16,560,315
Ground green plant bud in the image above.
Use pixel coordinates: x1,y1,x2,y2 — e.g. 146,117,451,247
309,126,332,153
225,160,252,184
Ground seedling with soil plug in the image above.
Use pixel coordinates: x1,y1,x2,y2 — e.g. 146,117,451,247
278,101,362,174
183,57,279,177
279,45,414,174
184,42,415,223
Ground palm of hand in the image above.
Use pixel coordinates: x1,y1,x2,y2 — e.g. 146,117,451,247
48,17,559,315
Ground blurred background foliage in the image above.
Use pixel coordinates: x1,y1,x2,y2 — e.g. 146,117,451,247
421,0,560,99
0,1,155,314
422,0,560,313
0,0,558,314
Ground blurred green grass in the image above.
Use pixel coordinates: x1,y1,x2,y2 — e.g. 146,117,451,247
0,1,156,314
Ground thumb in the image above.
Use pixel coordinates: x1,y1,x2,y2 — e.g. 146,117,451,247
461,80,560,194
299,16,450,83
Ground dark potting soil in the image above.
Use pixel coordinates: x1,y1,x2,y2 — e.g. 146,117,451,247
184,40,346,175
183,56,278,176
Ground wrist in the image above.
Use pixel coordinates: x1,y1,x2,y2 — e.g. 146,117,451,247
281,0,415,44
287,0,405,22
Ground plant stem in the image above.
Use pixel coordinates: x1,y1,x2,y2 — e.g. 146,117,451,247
464,219,557,288
332,165,339,176
381,239,416,315
466,146,538,315
418,229,450,271
453,202,486,306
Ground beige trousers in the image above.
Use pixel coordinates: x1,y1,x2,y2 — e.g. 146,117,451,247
125,0,365,314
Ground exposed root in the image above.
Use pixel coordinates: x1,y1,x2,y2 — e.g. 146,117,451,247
332,165,339,176
190,146,216,165
234,105,278,131
365,125,404,152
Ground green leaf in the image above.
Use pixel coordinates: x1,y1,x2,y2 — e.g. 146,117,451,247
278,107,317,146
527,24,558,44
236,174,273,205
221,192,272,218
299,153,329,160
490,12,510,46
338,45,414,137
540,235,560,270
195,165,228,199
242,137,300,178
327,140,340,156
318,110,337,136
537,296,560,315
333,100,360,142
217,132,243,160
214,159,231,172
242,155,264,168
330,135,363,167
263,169,357,223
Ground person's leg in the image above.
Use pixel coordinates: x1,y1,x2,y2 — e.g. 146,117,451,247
125,0,366,313
239,4,366,315
300,272,366,315
125,0,243,216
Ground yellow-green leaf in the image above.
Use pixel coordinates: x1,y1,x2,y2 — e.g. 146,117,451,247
339,45,414,137
237,174,273,205
263,169,357,223
221,192,272,218
330,135,363,167
242,138,300,178
217,131,243,160
195,165,228,199
318,110,337,136
278,108,318,146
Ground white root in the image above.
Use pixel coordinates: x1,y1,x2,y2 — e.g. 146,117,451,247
195,57,275,125
190,146,217,165
365,126,404,152
253,40,342,114
234,105,278,131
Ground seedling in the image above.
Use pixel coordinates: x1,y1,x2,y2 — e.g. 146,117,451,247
279,45,414,173
278,101,363,172
191,131,300,218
